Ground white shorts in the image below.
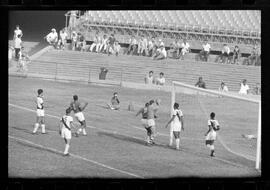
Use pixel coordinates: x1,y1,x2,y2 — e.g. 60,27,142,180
61,127,71,140
172,123,182,132
36,109,45,117
74,112,85,122
206,130,217,141
147,119,155,127
141,119,148,127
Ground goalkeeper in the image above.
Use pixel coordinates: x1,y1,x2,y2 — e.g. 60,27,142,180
205,112,220,157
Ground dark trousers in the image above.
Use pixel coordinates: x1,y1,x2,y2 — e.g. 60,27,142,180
15,48,20,60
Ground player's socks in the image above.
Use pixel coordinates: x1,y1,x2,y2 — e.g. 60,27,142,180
64,144,70,155
33,123,39,133
82,128,87,135
176,139,180,149
77,128,82,134
41,124,46,133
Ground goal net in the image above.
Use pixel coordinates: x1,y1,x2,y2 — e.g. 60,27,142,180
171,81,261,170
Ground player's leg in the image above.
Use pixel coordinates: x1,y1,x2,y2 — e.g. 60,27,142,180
40,115,46,134
64,138,71,156
173,131,180,150
169,125,173,146
33,114,40,134
63,128,72,155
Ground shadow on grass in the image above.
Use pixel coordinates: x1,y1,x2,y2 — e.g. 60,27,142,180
14,140,64,157
11,126,58,135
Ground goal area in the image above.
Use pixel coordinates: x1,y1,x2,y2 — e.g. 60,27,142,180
170,81,261,170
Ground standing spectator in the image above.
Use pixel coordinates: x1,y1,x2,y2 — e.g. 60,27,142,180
179,39,190,60
107,92,120,110
99,34,108,53
218,82,229,92
71,31,77,51
137,36,143,56
147,37,154,57
155,72,166,86
106,33,116,56
57,29,68,50
247,45,260,66
167,40,179,59
239,79,250,95
127,35,135,55
252,83,261,95
14,34,22,61
199,41,211,62
113,41,121,56
45,28,58,48
96,33,102,53
90,32,99,52
232,45,241,64
195,77,206,89
145,71,154,84
218,44,230,64
152,45,167,60
141,36,148,56
13,25,23,41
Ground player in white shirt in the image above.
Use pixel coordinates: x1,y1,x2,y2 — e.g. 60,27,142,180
59,107,75,156
57,29,68,50
205,112,220,157
45,28,58,48
239,79,250,95
33,89,46,134
155,72,165,86
179,39,190,60
165,103,184,150
13,25,23,40
218,82,229,92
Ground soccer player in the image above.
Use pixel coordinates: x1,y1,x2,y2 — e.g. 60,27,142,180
146,100,157,145
107,92,120,110
33,89,46,134
70,95,88,136
165,102,184,150
59,107,75,156
205,112,220,157
135,102,150,143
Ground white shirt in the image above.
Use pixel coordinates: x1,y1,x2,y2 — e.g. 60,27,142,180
61,115,73,129
203,43,211,52
219,85,228,92
14,29,22,38
223,46,230,54
14,37,22,49
47,32,58,41
181,42,190,50
160,41,165,47
172,109,183,126
157,77,165,85
37,96,44,109
145,75,153,84
160,48,167,57
239,83,250,94
60,31,67,40
114,44,121,52
208,119,219,131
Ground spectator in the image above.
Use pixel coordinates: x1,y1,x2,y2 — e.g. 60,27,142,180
145,71,154,84
99,34,108,53
107,92,120,110
14,34,22,61
232,45,241,64
195,77,206,89
68,10,79,30
252,83,261,95
90,32,99,52
155,72,166,86
152,45,167,60
127,35,135,55
96,33,103,53
107,33,116,56
13,25,23,41
76,33,87,52
179,39,190,60
71,31,77,51
246,45,260,66
167,40,178,59
239,79,250,95
141,36,148,56
218,82,229,92
57,29,68,50
199,41,211,62
147,37,155,57
219,44,230,64
113,41,121,56
137,36,143,56
45,28,58,48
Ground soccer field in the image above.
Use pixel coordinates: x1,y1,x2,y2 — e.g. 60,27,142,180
8,76,260,178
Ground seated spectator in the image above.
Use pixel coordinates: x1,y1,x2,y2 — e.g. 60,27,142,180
71,31,77,51
199,42,211,62
218,82,229,92
45,28,58,48
155,72,166,86
145,71,154,84
167,40,179,59
232,45,241,64
179,39,190,60
252,83,261,95
107,92,120,110
76,33,87,51
113,41,121,56
195,77,206,89
57,29,68,50
152,45,167,60
239,79,250,95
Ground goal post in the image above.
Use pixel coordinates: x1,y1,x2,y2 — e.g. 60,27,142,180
171,81,261,170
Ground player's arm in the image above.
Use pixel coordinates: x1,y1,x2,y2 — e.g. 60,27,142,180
180,115,184,131
165,115,176,128
135,108,143,117
205,125,211,136
59,120,63,135
80,102,88,111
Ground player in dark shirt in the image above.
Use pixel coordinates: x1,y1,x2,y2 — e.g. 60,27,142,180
195,77,206,89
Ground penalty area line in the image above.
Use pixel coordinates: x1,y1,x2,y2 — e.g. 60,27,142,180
8,135,143,179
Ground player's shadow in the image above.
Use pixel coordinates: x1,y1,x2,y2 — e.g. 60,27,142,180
14,140,64,157
11,126,34,135
95,104,110,109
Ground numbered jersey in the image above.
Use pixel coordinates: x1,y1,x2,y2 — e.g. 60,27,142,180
61,115,73,130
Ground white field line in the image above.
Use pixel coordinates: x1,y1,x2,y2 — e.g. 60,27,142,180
9,103,254,169
8,135,143,178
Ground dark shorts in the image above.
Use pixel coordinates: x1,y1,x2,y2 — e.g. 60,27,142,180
205,140,214,145
145,126,153,135
173,131,180,139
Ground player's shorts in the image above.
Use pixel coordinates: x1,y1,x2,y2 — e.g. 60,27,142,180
205,130,216,141
147,119,155,127
141,119,148,127
181,48,188,55
205,140,214,145
36,109,45,117
172,123,182,132
173,131,180,138
74,112,85,122
61,127,71,140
